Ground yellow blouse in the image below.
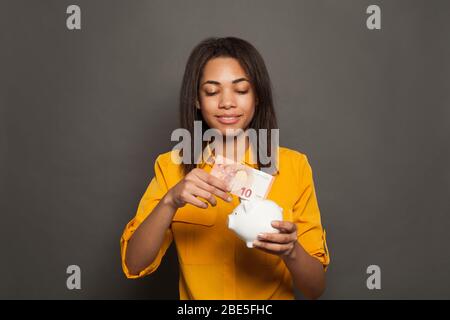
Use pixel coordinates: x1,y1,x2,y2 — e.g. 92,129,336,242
120,146,330,299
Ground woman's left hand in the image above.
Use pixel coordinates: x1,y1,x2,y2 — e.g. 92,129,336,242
253,220,298,259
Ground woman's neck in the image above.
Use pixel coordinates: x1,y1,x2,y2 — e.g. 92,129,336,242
213,132,249,163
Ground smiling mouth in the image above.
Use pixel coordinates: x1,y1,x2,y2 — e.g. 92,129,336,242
215,115,242,124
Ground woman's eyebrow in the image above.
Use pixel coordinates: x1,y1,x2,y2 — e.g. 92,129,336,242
232,77,249,84
201,78,249,86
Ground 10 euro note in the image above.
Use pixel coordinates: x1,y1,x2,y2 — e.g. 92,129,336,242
210,154,274,200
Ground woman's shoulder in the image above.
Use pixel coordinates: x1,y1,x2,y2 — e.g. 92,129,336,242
278,146,314,178
154,150,183,168
278,146,308,163
151,150,185,185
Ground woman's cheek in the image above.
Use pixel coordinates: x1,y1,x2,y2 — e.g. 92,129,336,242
239,97,256,114
200,99,219,114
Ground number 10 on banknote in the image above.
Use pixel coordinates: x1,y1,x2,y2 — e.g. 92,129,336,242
210,155,275,200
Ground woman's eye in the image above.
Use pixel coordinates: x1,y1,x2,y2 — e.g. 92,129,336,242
237,90,248,95
205,91,218,96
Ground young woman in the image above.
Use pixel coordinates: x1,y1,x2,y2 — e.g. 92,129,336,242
120,37,330,300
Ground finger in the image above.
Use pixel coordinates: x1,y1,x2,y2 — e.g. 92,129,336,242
195,178,232,202
251,245,275,256
191,185,217,207
194,169,231,192
257,232,297,244
253,240,293,253
271,220,297,233
184,193,209,209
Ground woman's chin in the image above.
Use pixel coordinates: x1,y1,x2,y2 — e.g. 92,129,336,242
217,126,246,136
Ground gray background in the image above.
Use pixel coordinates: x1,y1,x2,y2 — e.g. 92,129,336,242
1,0,449,299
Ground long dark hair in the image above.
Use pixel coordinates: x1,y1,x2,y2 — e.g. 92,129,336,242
179,37,278,176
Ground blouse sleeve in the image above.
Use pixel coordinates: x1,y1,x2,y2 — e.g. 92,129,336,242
120,155,174,278
292,154,330,270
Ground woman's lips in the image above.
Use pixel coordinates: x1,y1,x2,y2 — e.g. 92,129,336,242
215,115,242,125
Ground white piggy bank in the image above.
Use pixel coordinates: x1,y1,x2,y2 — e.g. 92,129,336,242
227,198,283,248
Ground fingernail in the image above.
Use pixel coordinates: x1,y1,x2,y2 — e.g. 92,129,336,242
257,233,265,240
253,240,260,246
227,196,232,202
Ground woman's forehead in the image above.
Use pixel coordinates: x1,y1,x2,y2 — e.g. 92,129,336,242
201,57,249,83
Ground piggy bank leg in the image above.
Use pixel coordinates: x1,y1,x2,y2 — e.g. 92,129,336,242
246,241,254,248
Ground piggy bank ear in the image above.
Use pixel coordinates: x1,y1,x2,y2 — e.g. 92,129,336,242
234,203,244,215
242,199,253,213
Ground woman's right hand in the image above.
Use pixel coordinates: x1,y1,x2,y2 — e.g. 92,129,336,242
165,168,233,209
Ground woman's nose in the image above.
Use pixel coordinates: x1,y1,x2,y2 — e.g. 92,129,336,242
219,89,236,109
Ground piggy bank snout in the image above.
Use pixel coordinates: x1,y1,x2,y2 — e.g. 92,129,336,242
227,211,247,229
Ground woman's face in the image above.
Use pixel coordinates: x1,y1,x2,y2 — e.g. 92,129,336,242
198,57,257,136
